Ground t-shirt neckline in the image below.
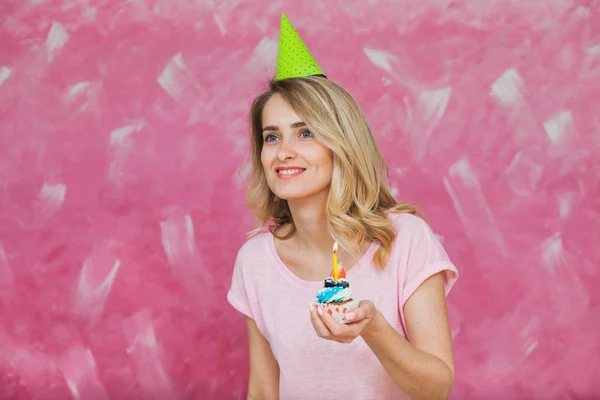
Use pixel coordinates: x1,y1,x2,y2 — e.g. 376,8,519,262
266,232,379,290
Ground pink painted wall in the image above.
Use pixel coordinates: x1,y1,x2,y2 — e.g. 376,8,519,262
1,1,599,398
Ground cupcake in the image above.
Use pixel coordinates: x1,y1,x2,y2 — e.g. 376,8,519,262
315,265,359,324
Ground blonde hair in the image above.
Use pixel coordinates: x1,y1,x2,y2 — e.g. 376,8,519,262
243,76,423,269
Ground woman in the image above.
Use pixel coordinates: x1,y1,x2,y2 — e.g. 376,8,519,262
227,15,458,400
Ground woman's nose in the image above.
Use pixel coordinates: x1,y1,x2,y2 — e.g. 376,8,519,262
277,139,296,161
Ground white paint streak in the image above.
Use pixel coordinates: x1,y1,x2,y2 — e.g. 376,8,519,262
419,87,452,124
59,345,109,400
123,310,157,351
543,110,573,145
520,316,540,337
587,44,600,57
451,327,460,339
37,183,67,214
74,256,120,326
45,22,70,61
160,214,198,266
443,177,467,225
213,15,226,35
573,6,591,18
0,67,12,87
158,53,186,100
110,123,144,146
65,81,92,101
64,81,103,113
449,157,479,188
0,244,13,286
541,233,566,272
0,331,57,397
504,152,543,196
249,37,278,70
445,156,506,254
234,161,252,189
407,87,452,160
524,340,538,357
583,45,600,78
558,193,572,218
158,53,200,102
107,152,130,184
81,6,97,21
107,123,144,184
489,68,525,108
67,381,80,399
123,309,175,399
126,323,158,353
363,48,396,74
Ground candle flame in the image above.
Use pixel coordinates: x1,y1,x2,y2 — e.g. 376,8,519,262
333,242,338,253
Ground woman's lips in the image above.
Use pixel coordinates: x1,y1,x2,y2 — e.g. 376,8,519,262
276,167,305,179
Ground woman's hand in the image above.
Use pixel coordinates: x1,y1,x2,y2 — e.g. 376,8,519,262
309,300,380,343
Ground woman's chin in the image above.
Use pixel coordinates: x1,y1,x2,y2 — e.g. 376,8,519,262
272,186,330,203
274,191,319,202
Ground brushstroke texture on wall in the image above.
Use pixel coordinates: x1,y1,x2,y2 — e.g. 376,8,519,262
0,0,599,398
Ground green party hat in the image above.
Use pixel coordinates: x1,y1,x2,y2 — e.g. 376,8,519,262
275,13,325,80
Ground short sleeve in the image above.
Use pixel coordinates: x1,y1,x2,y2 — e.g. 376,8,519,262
226,247,254,320
398,215,459,310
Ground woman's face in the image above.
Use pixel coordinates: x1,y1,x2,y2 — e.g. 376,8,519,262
260,93,333,202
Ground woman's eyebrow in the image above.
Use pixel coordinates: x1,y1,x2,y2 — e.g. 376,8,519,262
262,121,306,132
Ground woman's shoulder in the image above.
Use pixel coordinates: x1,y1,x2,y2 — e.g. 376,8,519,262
386,211,449,260
387,211,430,233
236,230,273,262
385,211,441,250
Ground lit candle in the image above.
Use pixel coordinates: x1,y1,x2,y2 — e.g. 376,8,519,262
332,242,339,281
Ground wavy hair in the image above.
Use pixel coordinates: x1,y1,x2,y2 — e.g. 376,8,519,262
242,76,423,269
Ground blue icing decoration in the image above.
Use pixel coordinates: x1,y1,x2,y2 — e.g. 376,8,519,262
316,286,349,303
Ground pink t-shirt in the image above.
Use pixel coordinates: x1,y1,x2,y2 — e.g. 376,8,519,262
227,212,458,400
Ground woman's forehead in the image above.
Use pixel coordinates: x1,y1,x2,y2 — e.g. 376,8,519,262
262,94,302,127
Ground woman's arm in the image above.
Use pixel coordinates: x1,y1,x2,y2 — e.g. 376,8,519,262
361,272,455,400
309,272,454,400
246,317,280,400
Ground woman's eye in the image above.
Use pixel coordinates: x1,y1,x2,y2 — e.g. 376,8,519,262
264,134,278,142
300,129,313,138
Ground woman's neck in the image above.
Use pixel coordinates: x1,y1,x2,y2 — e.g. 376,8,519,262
276,193,373,280
286,194,334,255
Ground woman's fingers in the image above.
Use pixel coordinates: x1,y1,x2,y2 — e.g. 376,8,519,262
309,304,331,338
345,300,374,322
310,303,371,343
318,308,345,336
317,308,361,343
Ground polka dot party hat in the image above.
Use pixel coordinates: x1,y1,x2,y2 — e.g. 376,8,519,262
275,13,326,81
